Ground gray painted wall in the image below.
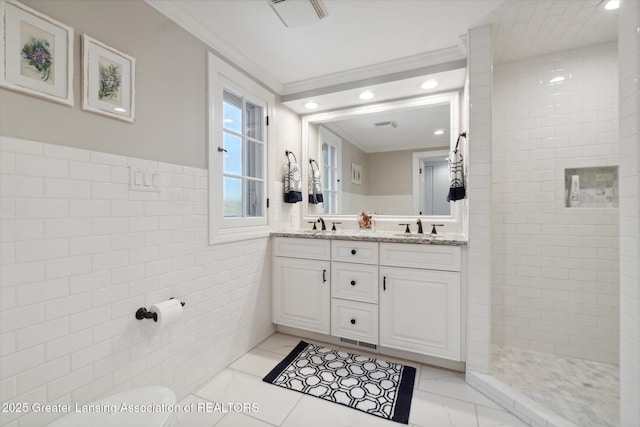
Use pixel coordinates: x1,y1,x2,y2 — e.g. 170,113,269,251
340,137,367,195
0,0,213,168
367,147,449,196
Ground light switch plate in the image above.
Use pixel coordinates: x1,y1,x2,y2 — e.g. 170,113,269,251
129,167,161,192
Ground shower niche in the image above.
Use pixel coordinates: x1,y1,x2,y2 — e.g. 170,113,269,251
564,166,618,208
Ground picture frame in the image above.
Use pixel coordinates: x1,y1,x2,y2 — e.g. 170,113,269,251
82,34,135,122
351,163,362,185
0,0,74,106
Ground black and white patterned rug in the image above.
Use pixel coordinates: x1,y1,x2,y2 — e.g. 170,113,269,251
263,340,416,424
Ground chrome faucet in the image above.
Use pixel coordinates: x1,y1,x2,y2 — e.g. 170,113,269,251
416,219,424,234
317,217,326,231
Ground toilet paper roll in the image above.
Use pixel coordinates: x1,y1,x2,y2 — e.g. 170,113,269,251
149,299,183,328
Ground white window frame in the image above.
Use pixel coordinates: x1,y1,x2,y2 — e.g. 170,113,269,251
208,53,275,245
319,127,342,214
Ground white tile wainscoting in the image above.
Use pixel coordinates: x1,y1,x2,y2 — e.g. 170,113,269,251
0,136,275,427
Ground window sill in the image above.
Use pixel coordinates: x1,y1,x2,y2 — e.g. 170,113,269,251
209,225,271,245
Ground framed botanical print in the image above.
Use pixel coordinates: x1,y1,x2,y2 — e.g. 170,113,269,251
82,34,135,122
351,162,362,185
0,0,74,106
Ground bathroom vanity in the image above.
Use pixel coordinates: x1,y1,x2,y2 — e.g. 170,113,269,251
272,231,467,367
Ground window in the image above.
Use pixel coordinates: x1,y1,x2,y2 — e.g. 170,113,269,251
209,53,274,244
320,128,341,214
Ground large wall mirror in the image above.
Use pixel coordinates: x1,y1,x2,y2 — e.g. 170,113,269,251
302,91,462,226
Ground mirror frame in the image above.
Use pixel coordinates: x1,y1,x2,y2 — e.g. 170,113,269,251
301,91,463,231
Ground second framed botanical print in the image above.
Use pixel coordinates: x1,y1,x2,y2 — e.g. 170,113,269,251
82,34,135,122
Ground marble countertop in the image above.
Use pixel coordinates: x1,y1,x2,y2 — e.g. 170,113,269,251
271,230,468,246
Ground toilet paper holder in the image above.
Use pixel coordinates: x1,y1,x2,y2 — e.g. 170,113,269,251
135,298,185,322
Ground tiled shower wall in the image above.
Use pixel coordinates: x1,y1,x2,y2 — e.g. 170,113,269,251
0,136,274,427
618,0,640,424
491,43,619,364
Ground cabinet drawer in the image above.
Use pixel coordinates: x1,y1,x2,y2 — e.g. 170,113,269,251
331,262,378,304
273,237,330,260
380,243,461,271
331,299,378,344
331,240,378,265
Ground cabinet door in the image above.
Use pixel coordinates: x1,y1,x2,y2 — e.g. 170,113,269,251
273,257,330,334
379,266,460,360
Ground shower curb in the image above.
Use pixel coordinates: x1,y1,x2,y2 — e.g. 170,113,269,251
466,371,579,427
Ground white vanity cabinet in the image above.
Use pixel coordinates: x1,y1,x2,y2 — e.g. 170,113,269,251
272,234,466,364
379,244,462,361
330,241,379,344
273,237,331,334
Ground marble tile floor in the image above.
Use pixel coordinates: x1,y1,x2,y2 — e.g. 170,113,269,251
177,333,528,427
491,345,619,427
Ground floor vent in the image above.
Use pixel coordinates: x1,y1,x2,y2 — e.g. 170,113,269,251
339,337,377,350
359,341,377,350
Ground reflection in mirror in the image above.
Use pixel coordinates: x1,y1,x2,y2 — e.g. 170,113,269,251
304,92,459,218
413,150,450,215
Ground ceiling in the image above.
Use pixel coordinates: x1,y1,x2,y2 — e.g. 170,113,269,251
147,0,618,150
324,103,450,154
147,0,504,95
148,0,618,98
486,0,618,64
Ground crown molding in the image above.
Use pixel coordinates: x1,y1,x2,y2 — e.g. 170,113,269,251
146,1,467,98
145,0,284,94
281,46,466,96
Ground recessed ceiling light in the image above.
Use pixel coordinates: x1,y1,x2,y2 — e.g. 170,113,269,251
421,80,438,90
359,91,374,100
604,0,619,10
304,101,319,110
434,129,444,135
549,76,565,84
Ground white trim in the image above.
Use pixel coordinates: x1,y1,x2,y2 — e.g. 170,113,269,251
303,92,459,125
282,46,465,95
208,52,275,245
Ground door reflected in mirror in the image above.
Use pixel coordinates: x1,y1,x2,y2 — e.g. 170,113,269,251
413,150,451,216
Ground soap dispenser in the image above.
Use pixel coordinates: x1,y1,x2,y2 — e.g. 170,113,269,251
569,175,581,207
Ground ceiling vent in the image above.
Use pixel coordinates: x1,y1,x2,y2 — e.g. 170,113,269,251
373,120,398,128
269,0,328,28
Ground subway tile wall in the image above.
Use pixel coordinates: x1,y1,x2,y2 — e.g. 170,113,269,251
617,1,640,424
491,43,620,364
466,24,494,374
0,136,274,427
